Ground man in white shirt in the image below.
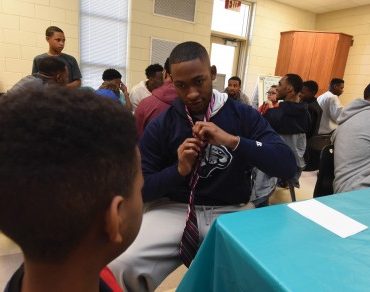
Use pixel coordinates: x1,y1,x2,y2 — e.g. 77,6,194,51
317,78,344,134
129,63,164,111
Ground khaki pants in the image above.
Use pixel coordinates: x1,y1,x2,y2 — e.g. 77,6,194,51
108,198,254,292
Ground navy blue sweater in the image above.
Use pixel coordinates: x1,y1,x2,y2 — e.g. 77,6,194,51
140,97,296,205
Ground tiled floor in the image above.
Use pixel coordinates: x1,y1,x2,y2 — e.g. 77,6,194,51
0,171,317,292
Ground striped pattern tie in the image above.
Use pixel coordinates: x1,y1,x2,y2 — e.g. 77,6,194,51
179,95,215,268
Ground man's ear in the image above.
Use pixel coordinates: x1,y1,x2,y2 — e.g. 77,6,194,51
104,196,125,243
210,65,217,81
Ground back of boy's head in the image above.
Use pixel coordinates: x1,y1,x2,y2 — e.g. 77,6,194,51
102,69,122,81
38,56,66,76
302,80,319,96
45,26,64,37
145,64,163,79
0,86,137,262
169,41,210,67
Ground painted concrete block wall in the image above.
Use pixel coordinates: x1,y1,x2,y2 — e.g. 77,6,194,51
128,0,213,88
316,5,370,105
244,0,316,97
0,0,79,92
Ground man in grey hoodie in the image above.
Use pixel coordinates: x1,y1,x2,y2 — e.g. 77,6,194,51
333,83,370,193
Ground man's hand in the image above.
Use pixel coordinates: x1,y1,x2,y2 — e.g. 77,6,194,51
192,121,239,150
177,138,204,176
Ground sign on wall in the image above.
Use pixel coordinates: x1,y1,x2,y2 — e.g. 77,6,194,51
225,0,241,12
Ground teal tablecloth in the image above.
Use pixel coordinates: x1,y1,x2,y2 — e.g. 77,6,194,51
177,188,370,291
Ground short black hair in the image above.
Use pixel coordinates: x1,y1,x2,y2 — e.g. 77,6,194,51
330,78,344,88
164,58,170,74
285,73,303,94
46,26,64,37
302,80,319,95
169,41,209,67
145,64,163,79
38,56,66,76
228,76,241,86
364,83,370,100
0,86,137,262
102,69,122,81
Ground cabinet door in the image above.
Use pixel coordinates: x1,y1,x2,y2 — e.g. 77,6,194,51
308,33,339,95
275,32,294,76
288,32,316,79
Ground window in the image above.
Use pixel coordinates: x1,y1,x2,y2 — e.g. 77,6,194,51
80,0,128,89
211,0,251,37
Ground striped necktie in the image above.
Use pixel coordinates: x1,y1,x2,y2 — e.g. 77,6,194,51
179,95,215,268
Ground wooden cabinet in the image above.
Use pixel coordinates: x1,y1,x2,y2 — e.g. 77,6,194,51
275,31,353,95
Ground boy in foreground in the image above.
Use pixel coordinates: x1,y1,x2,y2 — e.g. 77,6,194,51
0,86,143,292
32,26,82,89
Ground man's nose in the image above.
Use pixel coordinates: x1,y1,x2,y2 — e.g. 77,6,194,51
187,87,200,100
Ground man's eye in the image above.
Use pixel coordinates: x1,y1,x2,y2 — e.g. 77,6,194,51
195,79,204,86
175,83,185,89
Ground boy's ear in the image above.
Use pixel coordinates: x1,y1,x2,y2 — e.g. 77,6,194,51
210,65,217,81
104,196,125,243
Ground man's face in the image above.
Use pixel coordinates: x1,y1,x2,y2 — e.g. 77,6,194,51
111,78,122,89
266,87,278,102
276,76,290,100
227,80,240,97
333,83,344,96
171,58,216,115
300,86,314,101
149,71,164,90
119,147,143,252
47,32,65,54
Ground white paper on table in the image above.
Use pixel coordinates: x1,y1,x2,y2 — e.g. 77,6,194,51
288,199,368,238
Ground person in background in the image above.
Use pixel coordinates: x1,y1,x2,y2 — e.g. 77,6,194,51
32,26,82,89
0,86,143,292
135,58,177,138
129,63,164,111
258,85,279,115
264,74,311,188
96,69,132,111
333,83,370,193
317,78,344,134
224,76,251,104
300,80,323,171
109,41,296,292
7,57,68,95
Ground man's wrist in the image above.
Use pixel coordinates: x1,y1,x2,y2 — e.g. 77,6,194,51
229,136,240,151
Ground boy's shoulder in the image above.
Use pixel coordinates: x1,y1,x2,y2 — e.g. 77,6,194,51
33,53,49,61
4,265,122,292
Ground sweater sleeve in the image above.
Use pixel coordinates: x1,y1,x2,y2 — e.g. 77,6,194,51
139,118,186,202
234,107,297,179
329,95,343,122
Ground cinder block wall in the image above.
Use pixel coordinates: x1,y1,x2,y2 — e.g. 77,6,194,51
127,0,213,88
0,0,79,92
244,0,316,98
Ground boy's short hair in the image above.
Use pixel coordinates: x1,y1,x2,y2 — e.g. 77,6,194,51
169,41,209,67
145,64,163,79
228,76,241,86
102,69,122,81
285,73,303,94
302,80,319,96
45,26,64,37
364,83,370,100
164,58,170,74
38,56,66,76
0,87,137,262
330,78,344,88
